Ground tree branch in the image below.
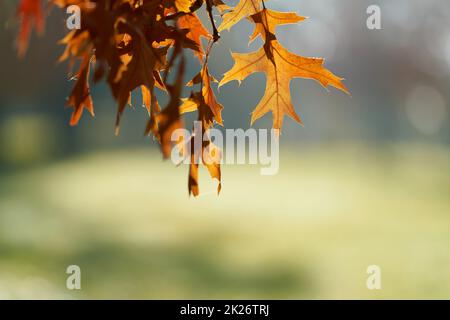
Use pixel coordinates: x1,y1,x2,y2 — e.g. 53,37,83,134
206,0,220,42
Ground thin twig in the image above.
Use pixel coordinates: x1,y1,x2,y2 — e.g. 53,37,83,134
206,0,220,42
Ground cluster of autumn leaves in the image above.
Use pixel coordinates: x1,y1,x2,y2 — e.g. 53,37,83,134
15,0,348,196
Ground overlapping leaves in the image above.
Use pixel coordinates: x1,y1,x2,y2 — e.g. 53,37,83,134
14,0,348,196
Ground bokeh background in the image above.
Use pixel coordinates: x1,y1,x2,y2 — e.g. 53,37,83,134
0,0,449,299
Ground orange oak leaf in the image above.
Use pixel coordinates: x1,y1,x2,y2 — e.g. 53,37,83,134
67,56,94,126
188,137,222,197
249,8,306,44
180,62,223,196
146,55,185,158
178,13,212,62
217,0,262,32
175,0,193,13
141,85,160,115
180,92,222,196
186,65,224,125
111,27,167,134
16,0,44,57
219,39,349,130
12,0,350,197
59,30,91,63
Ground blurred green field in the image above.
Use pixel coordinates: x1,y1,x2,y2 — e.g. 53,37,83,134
0,143,449,299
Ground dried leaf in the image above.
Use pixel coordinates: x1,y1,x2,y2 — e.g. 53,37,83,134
67,56,94,126
218,0,262,32
175,0,194,13
220,40,348,130
249,8,306,44
178,13,212,62
187,65,224,125
13,0,349,197
181,92,222,196
16,0,44,57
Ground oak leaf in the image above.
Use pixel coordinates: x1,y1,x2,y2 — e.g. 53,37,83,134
178,13,212,62
67,56,94,126
180,63,224,196
16,0,44,57
249,8,306,44
110,25,167,133
180,91,222,196
175,0,194,13
219,39,348,130
187,65,224,125
218,0,263,32
13,0,349,197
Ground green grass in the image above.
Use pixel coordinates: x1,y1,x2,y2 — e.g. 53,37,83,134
0,143,449,299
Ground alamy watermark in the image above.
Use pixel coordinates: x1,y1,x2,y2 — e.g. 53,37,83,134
171,121,280,175
366,265,382,290
65,4,383,32
66,5,81,30
367,5,382,30
66,265,81,290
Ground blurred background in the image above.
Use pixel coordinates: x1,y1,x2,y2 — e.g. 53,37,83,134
0,0,449,299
